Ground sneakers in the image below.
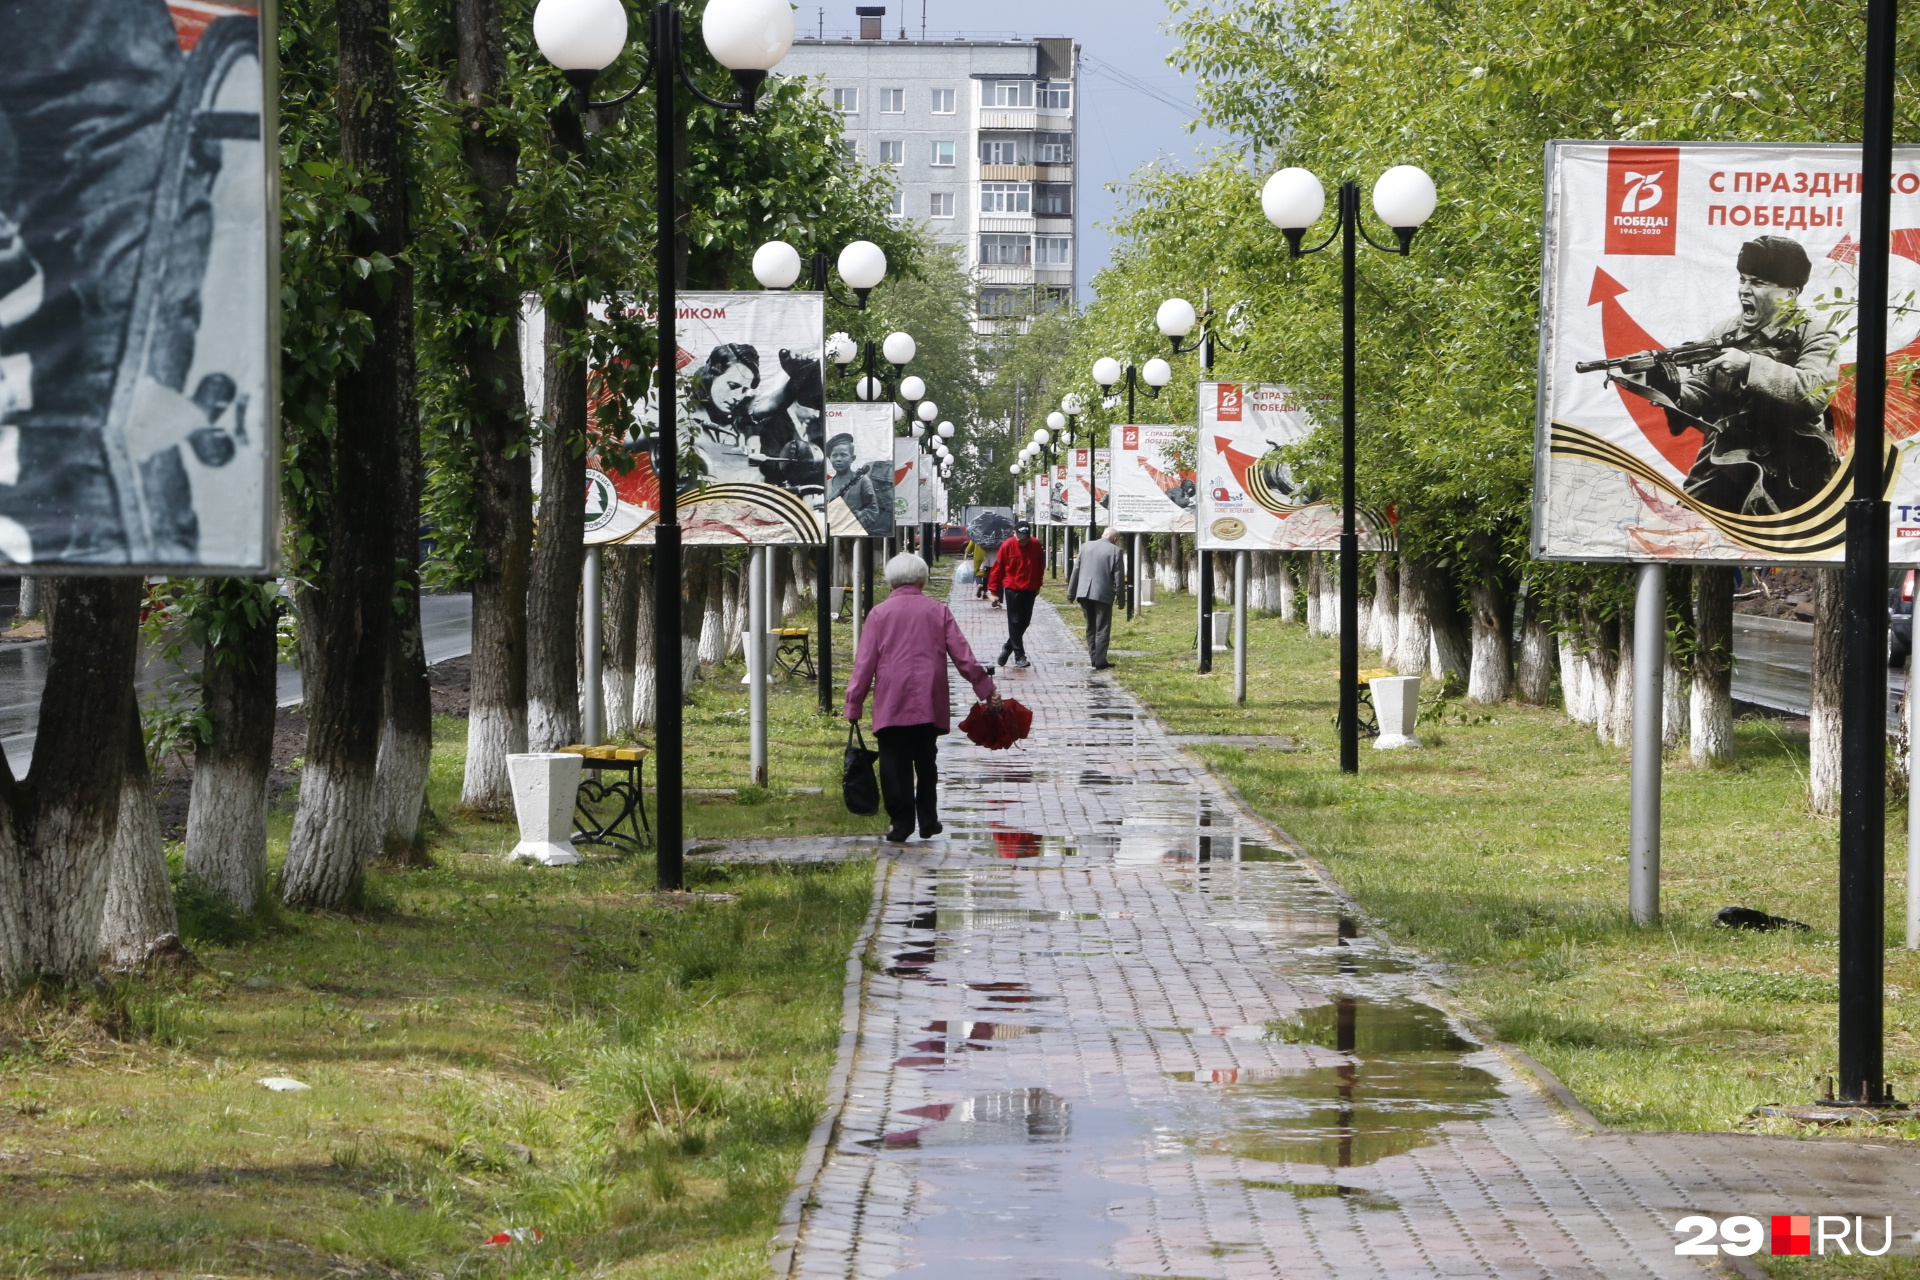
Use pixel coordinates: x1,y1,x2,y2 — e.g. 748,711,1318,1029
1012,657,1031,668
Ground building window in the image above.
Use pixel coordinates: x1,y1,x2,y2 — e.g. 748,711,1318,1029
1038,285,1072,310
879,87,904,113
981,182,1031,213
930,140,955,166
889,191,904,218
1035,182,1072,216
1039,80,1072,110
1036,133,1073,164
990,80,1034,108
980,138,1024,165
980,233,1031,265
879,139,903,165
980,287,1029,317
929,191,954,218
833,87,859,113
1036,235,1071,265
841,137,859,161
931,87,956,113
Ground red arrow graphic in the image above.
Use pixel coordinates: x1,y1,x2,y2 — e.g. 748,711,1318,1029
1588,268,1702,474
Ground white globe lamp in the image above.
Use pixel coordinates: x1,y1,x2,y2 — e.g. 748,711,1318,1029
1092,357,1123,388
882,331,917,367
533,0,628,71
1372,165,1438,230
751,240,802,289
826,331,858,366
1142,357,1173,389
1262,167,1326,231
1061,393,1085,415
838,241,888,295
937,421,955,439
1046,411,1066,431
917,401,938,422
1156,297,1197,340
898,375,927,402
702,0,796,71
1032,428,1050,446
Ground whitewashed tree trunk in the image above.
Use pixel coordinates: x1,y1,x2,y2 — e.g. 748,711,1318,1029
1278,556,1297,622
1604,605,1634,748
99,715,183,972
602,548,638,737
1516,591,1554,706
185,593,276,910
15,576,38,620
1396,559,1432,678
1691,566,1735,765
697,556,725,667
782,549,805,617
1467,580,1513,704
722,562,743,659
632,550,657,729
1158,539,1180,593
1810,567,1843,813
1247,556,1269,613
1372,556,1400,664
1305,555,1322,635
1320,555,1341,636
1663,646,1690,753
1565,645,1593,723
1264,554,1284,617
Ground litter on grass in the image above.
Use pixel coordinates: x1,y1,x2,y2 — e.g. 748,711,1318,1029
257,1077,311,1092
484,1228,545,1246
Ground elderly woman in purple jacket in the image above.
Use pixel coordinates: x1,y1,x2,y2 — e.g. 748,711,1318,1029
846,552,1000,842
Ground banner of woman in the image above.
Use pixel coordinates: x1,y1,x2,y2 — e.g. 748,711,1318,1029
1195,382,1387,551
583,291,826,546
1107,424,1196,533
1536,141,1920,563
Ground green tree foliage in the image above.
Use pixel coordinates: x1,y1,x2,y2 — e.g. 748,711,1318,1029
1079,0,1920,597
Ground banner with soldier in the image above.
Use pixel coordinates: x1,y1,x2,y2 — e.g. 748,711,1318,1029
1108,424,1196,533
1196,382,1385,551
1536,140,1920,563
0,1,275,571
579,291,826,546
822,402,893,537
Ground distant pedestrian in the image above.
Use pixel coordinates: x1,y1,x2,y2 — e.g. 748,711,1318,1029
846,552,999,843
1067,528,1126,670
987,522,1044,667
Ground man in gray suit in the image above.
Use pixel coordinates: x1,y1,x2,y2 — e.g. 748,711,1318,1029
1066,527,1126,670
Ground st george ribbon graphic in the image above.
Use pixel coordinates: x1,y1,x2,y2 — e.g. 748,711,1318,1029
1533,141,1920,564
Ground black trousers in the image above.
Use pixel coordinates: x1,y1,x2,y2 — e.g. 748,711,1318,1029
1000,588,1037,662
876,723,941,836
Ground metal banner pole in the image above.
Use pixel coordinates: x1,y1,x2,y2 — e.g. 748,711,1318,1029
583,544,603,746
748,546,767,784
1907,679,1918,949
1199,546,1214,673
1234,550,1249,705
650,4,684,890
1630,563,1665,925
852,539,865,652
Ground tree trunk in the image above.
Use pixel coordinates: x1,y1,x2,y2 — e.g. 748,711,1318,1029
1277,555,1296,623
1516,587,1555,706
98,708,183,973
184,586,277,912
698,555,726,666
453,0,531,813
1810,566,1843,814
1606,610,1635,748
1372,555,1399,663
1663,565,1692,754
1396,556,1432,678
1580,594,1619,740
0,578,143,985
1691,565,1736,766
722,559,743,659
1319,553,1341,636
681,548,715,696
526,295,588,753
603,547,639,737
377,301,430,858
1465,535,1513,705
1247,554,1268,614
15,577,37,621
1305,553,1322,635
633,549,658,728
1426,561,1471,689
283,0,405,909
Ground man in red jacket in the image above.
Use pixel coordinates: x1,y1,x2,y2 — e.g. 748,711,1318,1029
987,522,1045,668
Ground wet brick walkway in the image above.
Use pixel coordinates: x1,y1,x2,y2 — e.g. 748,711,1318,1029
777,587,1920,1278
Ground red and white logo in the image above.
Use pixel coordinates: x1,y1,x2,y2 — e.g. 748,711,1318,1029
1122,426,1140,450
1216,383,1243,422
1771,1216,1811,1256
1605,146,1679,256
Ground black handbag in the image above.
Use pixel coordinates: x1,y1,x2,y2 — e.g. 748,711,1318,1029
842,723,881,815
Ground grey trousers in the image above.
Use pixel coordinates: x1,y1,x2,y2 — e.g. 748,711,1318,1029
1079,598,1113,668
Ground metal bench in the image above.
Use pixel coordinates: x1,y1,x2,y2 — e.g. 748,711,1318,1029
771,627,814,678
558,744,650,850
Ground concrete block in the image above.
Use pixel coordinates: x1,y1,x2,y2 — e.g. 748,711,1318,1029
507,752,584,865
1372,675,1422,749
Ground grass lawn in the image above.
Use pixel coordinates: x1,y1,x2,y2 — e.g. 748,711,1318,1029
0,604,889,1276
1078,582,1920,1141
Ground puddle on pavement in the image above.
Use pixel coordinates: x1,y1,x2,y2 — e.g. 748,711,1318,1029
865,1087,1071,1148
1243,1180,1400,1212
1173,996,1500,1170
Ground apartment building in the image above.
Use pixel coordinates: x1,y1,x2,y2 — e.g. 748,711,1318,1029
780,8,1079,331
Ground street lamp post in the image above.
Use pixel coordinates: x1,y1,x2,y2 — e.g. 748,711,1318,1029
533,0,796,892
1093,356,1172,649
1261,163,1436,775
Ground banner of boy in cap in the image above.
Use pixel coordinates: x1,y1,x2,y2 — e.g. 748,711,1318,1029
1535,141,1920,563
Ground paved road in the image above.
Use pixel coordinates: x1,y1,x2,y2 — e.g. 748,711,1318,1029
1732,612,1907,718
0,592,471,776
775,588,1920,1279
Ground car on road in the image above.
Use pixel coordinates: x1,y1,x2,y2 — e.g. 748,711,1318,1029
1893,569,1915,667
939,525,968,554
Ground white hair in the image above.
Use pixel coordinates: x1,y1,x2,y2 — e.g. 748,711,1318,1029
885,552,930,588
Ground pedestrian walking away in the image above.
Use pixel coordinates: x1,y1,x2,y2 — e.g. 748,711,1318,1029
845,552,1000,843
987,522,1044,666
1067,527,1126,670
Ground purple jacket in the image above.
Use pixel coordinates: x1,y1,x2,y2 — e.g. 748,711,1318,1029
845,585,996,732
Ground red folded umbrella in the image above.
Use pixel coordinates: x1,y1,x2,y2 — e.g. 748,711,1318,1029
960,698,1032,750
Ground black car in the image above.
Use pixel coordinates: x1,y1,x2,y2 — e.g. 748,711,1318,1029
1892,568,1915,666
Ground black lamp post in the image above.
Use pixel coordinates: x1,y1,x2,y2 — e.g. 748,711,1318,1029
1261,163,1437,775
533,0,798,892
1092,356,1172,648
1838,0,1896,1106
1153,293,1245,650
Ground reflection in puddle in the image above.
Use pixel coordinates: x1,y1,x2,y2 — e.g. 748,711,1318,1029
1176,997,1499,1170
1243,1180,1400,1212
867,1088,1072,1148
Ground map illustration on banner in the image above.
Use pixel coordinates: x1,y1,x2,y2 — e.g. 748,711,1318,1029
892,439,920,526
1196,382,1386,551
0,2,277,572
823,403,894,536
1536,141,1920,563
581,291,826,546
1108,424,1197,533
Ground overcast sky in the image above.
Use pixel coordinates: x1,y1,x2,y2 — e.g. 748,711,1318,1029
806,0,1227,298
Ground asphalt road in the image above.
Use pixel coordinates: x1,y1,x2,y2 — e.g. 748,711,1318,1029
1730,612,1907,720
0,593,472,776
